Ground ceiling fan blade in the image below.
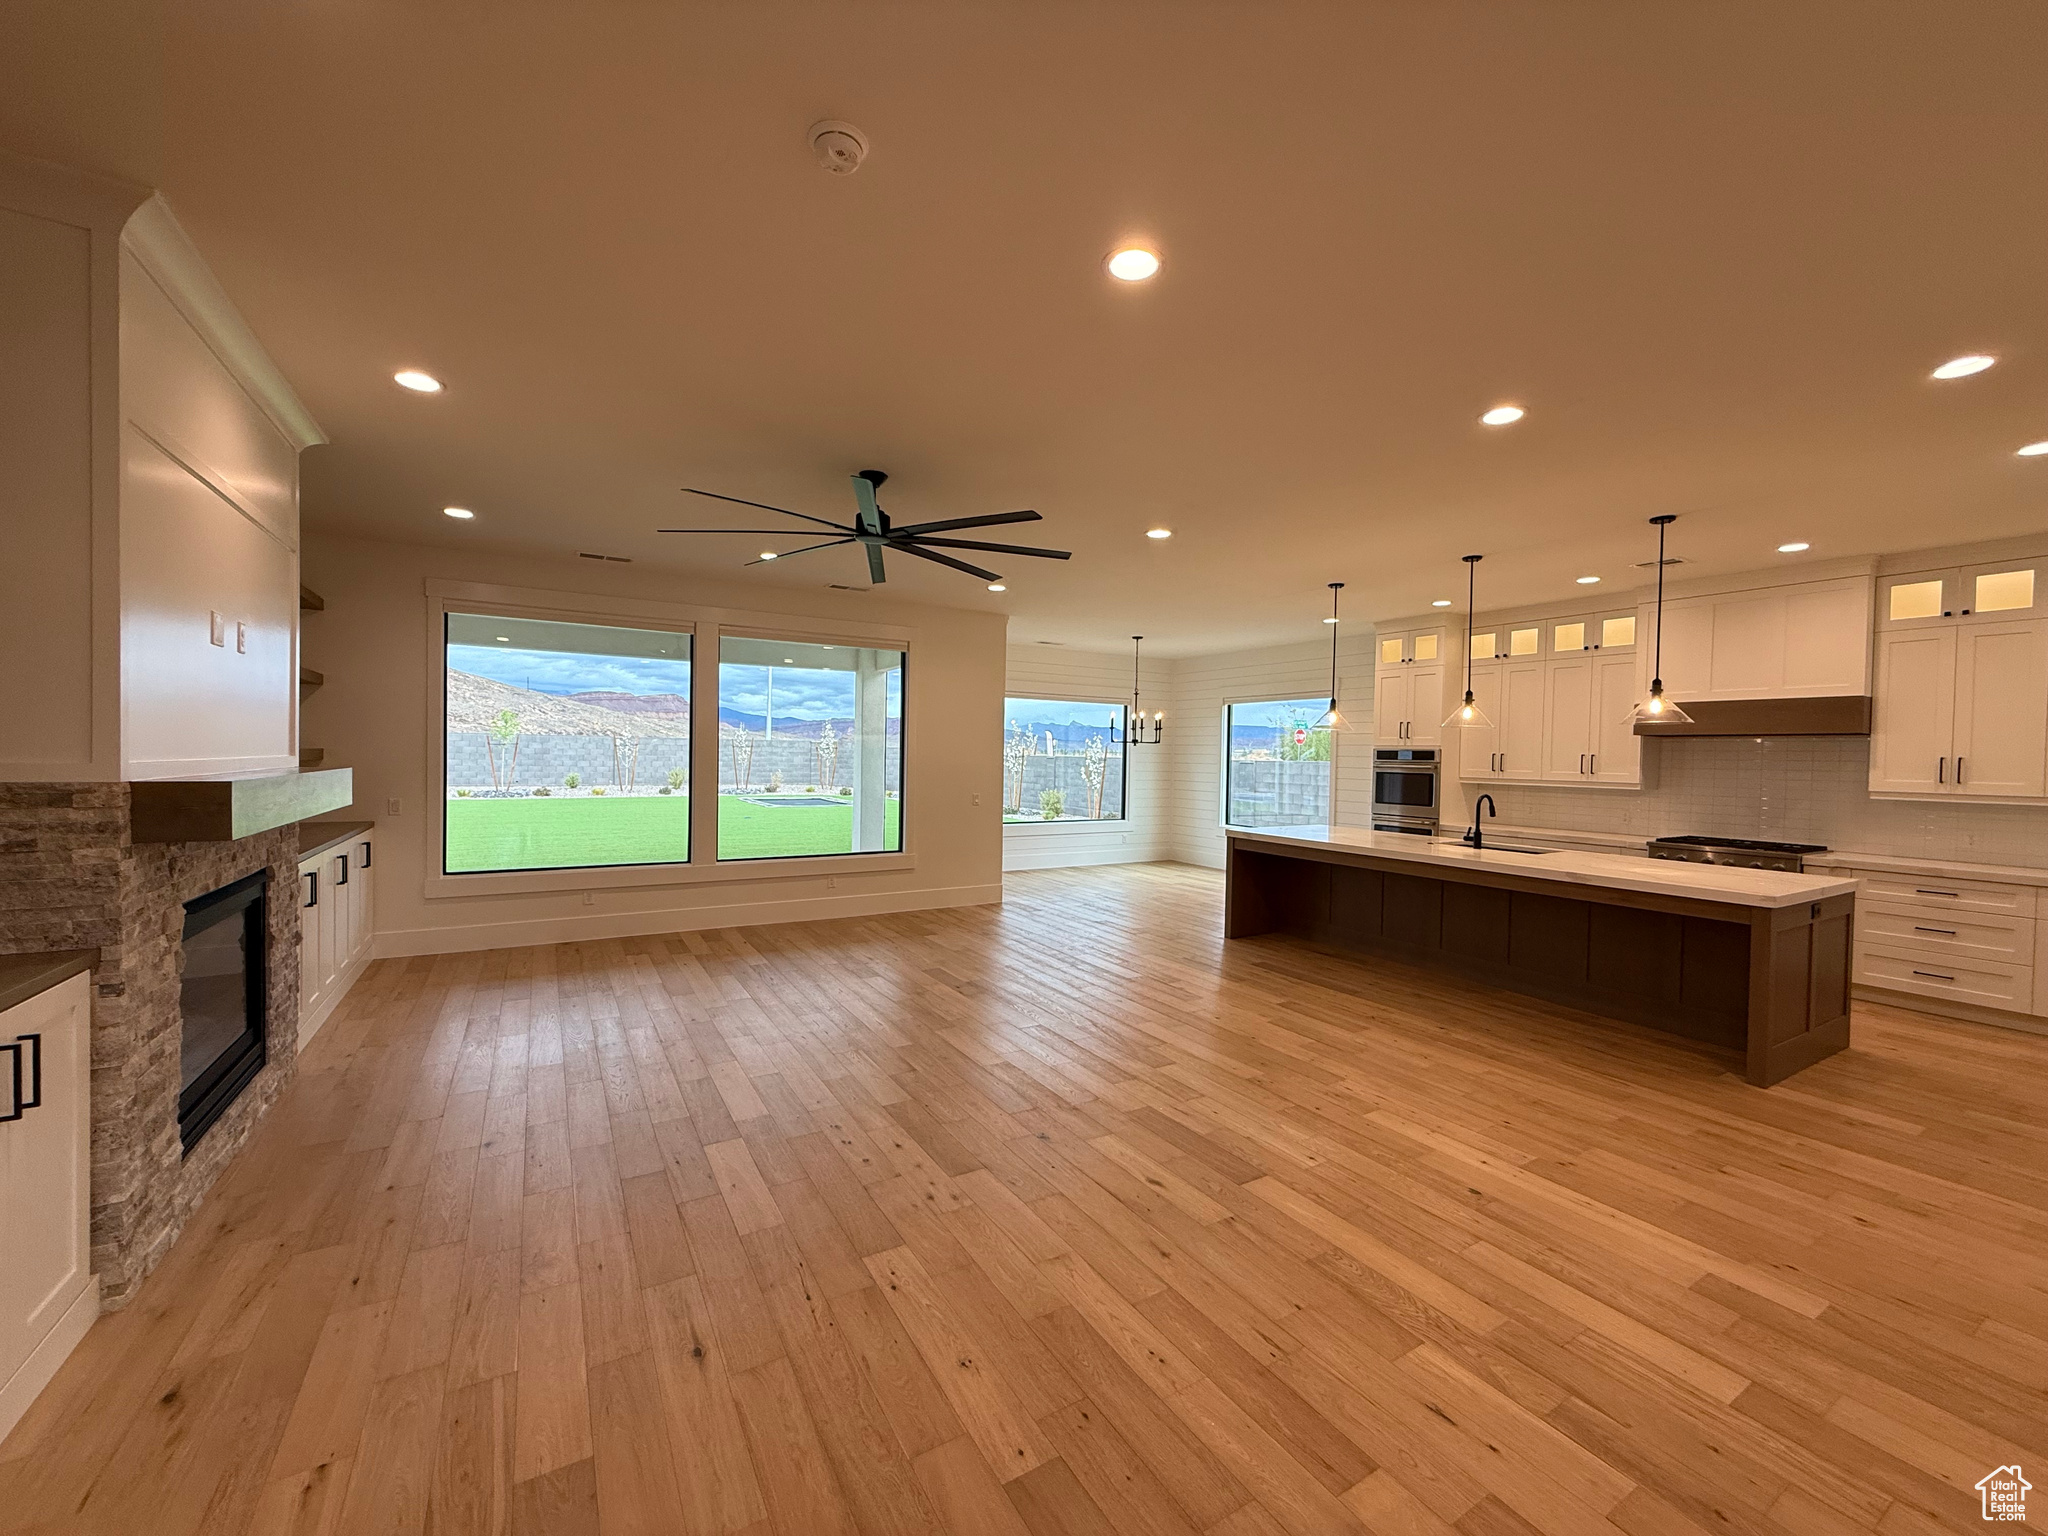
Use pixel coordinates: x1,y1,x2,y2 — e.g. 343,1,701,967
657,527,837,534
890,510,1041,536
850,474,884,537
865,541,888,584
680,488,848,532
745,538,852,566
908,537,1072,559
893,543,1001,583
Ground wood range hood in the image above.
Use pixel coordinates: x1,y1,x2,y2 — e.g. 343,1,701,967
130,767,353,843
1633,696,1872,738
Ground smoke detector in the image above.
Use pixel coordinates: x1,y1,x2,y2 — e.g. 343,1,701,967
808,120,869,175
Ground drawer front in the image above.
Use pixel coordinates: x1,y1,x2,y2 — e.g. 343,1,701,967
1857,943,2033,1010
1858,902,2035,963
1856,872,2036,917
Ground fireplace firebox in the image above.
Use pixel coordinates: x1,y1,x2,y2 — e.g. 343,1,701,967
178,870,270,1154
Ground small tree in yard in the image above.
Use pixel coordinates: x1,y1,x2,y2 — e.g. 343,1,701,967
1079,734,1110,819
485,709,521,789
721,722,757,791
1039,788,1065,820
664,767,685,795
1004,722,1035,814
813,722,841,792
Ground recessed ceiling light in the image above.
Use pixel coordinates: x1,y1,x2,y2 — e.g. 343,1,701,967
1480,404,1525,426
759,550,778,560
1323,616,1340,624
495,636,510,642
1107,247,1161,282
783,658,795,664
394,370,442,393
443,506,474,519
1778,541,1811,553
2019,441,2048,457
1431,599,1452,607
1145,527,1172,539
1931,355,1995,380
987,582,1006,592
1576,575,1601,585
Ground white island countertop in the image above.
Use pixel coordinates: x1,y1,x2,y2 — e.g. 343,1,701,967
1227,824,1858,910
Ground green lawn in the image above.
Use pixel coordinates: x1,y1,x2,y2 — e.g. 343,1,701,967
444,794,901,872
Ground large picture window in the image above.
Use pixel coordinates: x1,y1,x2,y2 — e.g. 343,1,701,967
1224,697,1332,827
444,613,693,873
1003,698,1127,822
716,636,904,860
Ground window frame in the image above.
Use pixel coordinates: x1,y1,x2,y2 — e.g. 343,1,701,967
423,580,918,899
999,694,1131,829
715,634,909,864
1218,693,1339,830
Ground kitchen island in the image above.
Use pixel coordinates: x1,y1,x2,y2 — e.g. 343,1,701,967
1226,825,1858,1086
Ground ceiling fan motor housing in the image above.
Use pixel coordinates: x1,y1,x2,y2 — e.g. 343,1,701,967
809,121,869,174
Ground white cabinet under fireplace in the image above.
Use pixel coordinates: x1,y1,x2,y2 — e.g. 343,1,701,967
297,826,376,1043
0,967,97,1444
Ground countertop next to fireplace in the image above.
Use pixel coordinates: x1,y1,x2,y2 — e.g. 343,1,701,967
0,950,98,1014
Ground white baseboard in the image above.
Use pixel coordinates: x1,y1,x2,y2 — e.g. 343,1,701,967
1853,984,2048,1037
371,882,1004,958
298,943,376,1047
0,1275,99,1447
1003,843,1168,872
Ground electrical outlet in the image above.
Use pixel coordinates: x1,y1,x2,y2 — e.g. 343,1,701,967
972,793,981,806
235,620,248,653
583,890,596,906
386,797,402,816
827,875,838,890
209,610,225,647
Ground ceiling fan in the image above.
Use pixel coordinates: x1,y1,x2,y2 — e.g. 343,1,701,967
660,470,1071,585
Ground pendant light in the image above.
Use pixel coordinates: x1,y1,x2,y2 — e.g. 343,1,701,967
1625,514,1692,724
1128,635,1163,745
1441,554,1493,728
1311,583,1352,731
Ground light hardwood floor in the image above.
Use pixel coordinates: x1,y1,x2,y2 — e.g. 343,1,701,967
2,862,2044,1535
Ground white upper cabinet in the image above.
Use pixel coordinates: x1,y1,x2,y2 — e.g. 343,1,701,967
1374,624,1445,745
1589,652,1642,783
1657,576,1872,700
1544,610,1637,658
1953,621,2048,799
1882,561,2044,630
1377,626,1446,668
1541,658,1595,779
1870,553,2048,801
1870,630,1957,794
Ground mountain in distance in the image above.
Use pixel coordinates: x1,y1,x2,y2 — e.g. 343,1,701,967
567,690,689,716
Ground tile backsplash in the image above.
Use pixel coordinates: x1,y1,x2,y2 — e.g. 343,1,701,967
1484,736,2048,866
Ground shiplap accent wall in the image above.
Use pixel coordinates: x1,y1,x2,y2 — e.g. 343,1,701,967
1002,643,1172,871
1165,631,1377,869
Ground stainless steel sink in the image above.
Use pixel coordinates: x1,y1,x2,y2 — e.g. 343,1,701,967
1437,840,1556,856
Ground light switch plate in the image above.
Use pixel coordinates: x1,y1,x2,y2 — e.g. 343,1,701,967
386,797,402,816
235,620,248,653
209,610,225,647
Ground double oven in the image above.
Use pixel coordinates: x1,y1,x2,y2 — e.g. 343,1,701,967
1371,748,1441,835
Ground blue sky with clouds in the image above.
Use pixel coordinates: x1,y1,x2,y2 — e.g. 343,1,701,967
450,645,692,698
1005,696,1127,729
449,645,901,722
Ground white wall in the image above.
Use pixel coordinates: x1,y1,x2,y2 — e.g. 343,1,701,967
1165,631,1376,868
1002,643,1170,871
302,533,1007,955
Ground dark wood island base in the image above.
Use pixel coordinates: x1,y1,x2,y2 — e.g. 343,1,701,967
1227,835,1854,1086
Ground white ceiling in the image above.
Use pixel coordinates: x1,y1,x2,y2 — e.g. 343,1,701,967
11,1,2047,655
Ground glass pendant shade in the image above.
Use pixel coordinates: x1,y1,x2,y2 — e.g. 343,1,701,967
1313,582,1350,731
1624,681,1693,725
1445,554,1490,727
1442,690,1493,729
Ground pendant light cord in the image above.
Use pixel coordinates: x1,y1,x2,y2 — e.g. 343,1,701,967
1650,515,1674,689
1327,584,1342,705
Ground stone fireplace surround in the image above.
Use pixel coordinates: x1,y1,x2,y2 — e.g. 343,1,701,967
0,784,301,1308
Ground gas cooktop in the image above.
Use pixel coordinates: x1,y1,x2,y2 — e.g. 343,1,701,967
1646,835,1828,872
1649,835,1828,854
